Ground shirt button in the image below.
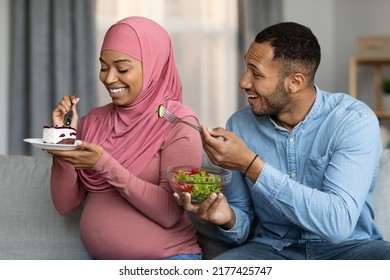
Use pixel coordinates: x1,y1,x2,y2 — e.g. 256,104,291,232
290,172,296,178
289,137,294,143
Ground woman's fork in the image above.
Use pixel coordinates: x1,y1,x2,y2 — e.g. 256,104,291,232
159,105,201,131
63,93,78,127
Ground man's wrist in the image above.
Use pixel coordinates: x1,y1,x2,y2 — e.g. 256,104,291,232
220,207,236,230
243,154,258,176
245,156,264,183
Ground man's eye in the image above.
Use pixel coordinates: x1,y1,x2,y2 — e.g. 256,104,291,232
253,72,262,78
118,69,128,73
100,68,108,72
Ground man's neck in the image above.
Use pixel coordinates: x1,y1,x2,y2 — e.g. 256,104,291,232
274,86,317,132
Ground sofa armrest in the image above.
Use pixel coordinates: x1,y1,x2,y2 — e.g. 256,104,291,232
372,149,390,241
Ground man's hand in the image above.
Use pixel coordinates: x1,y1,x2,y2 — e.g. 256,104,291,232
173,191,236,229
200,125,264,183
200,126,255,173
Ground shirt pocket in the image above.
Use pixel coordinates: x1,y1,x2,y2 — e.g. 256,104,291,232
304,153,331,189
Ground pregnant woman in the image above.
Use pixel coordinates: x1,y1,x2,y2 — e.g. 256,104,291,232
45,16,203,260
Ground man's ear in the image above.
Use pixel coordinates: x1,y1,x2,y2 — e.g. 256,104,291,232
286,73,305,93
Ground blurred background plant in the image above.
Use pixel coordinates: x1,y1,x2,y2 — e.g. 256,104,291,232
383,78,390,94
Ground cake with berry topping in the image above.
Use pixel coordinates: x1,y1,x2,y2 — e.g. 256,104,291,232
43,126,77,144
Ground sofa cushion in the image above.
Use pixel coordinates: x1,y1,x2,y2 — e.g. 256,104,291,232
188,213,235,259
0,155,90,260
372,149,390,241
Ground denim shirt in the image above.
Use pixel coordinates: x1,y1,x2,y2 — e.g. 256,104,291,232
217,86,383,251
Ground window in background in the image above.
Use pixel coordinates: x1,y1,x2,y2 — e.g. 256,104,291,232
0,0,10,155
96,0,238,128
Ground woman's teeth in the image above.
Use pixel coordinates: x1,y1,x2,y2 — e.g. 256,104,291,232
109,87,126,94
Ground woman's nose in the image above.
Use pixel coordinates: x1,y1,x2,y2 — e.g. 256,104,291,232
104,70,118,84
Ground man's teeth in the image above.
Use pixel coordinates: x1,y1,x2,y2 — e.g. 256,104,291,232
248,95,258,98
109,87,126,94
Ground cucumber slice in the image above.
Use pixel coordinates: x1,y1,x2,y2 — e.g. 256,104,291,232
157,104,165,118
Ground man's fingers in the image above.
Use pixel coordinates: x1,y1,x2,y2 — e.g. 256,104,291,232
174,192,200,213
173,193,184,206
197,192,218,218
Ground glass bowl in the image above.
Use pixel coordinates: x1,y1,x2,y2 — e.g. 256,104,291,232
167,165,232,203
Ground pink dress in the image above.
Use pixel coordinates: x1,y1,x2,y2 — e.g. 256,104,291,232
50,114,203,259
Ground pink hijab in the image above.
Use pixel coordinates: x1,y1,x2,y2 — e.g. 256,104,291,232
78,17,198,192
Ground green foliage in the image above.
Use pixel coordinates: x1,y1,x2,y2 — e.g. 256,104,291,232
383,78,390,94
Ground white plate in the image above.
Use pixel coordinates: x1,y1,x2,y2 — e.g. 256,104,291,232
23,138,78,151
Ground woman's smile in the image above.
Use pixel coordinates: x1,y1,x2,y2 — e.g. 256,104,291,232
108,87,128,94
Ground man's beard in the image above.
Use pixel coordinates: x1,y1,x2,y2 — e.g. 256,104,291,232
252,81,290,117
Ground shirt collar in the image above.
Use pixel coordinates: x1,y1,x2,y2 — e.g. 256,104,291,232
268,85,322,131
302,85,322,124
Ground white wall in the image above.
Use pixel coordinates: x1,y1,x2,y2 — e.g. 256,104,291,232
283,0,390,97
333,0,390,105
0,0,9,155
282,0,336,91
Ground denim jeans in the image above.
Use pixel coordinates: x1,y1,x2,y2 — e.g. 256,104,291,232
213,240,390,260
162,253,202,260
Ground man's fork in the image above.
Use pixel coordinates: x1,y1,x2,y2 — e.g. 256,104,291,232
160,106,201,131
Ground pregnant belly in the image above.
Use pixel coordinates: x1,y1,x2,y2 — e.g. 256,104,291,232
80,191,192,259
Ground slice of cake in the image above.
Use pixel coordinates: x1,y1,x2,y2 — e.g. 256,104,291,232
43,126,77,144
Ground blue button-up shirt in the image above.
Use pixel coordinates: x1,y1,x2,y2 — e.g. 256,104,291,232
218,87,383,250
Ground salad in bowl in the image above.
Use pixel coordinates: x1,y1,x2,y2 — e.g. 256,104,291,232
167,165,232,203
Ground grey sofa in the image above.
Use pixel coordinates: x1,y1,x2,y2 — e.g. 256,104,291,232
1,151,390,259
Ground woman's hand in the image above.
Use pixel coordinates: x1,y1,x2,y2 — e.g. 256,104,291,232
52,95,80,129
45,140,104,169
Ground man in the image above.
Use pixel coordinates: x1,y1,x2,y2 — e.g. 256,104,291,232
176,22,390,259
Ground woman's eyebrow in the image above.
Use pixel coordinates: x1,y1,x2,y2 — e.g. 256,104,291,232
113,58,133,64
99,57,133,64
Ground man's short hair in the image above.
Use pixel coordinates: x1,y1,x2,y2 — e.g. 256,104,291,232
255,22,321,81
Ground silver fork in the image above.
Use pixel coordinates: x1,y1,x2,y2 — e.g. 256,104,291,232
161,107,201,131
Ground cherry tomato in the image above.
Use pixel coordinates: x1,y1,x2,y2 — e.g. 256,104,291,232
190,168,201,175
179,183,193,192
